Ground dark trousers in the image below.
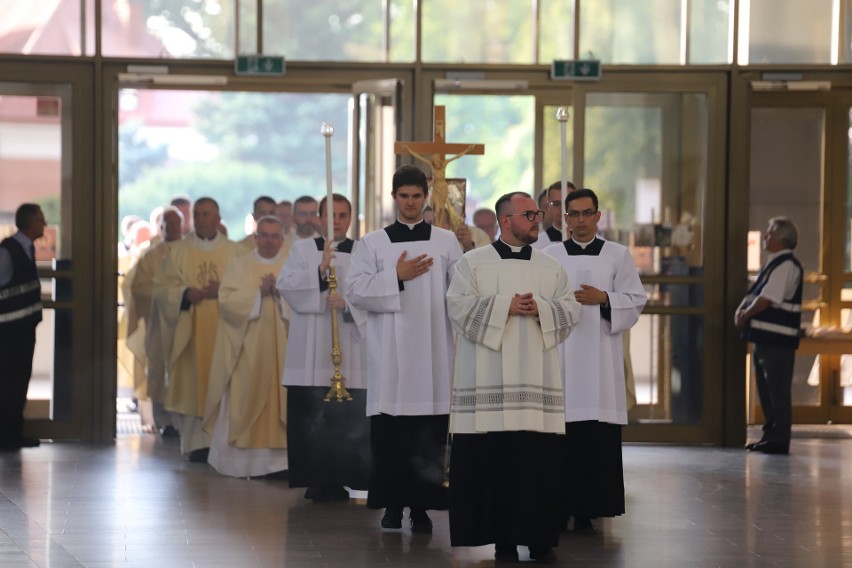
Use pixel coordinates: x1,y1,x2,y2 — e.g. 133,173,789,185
0,324,37,443
752,343,795,449
366,414,449,511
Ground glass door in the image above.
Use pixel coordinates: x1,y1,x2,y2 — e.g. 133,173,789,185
350,79,403,236
537,73,728,443
0,62,98,441
747,91,852,425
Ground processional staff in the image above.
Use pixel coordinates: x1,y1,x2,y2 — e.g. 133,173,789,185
321,122,351,402
556,106,571,241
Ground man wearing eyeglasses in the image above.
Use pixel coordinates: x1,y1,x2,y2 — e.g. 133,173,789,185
203,215,290,478
346,165,462,534
543,188,647,536
533,181,576,249
447,191,580,564
293,195,321,241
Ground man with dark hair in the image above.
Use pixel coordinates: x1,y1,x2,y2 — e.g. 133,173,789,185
239,195,279,252
543,187,647,535
153,197,241,462
0,203,46,450
447,191,580,564
346,164,462,533
533,181,576,249
278,193,370,501
736,217,802,455
276,200,294,235
293,195,321,241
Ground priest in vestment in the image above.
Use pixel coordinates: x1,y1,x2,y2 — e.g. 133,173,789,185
277,193,369,501
346,165,462,533
237,195,280,253
543,188,647,535
447,192,580,564
152,197,241,461
203,215,290,477
132,206,183,434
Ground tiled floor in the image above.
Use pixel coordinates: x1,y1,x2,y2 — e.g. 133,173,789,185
2,430,852,567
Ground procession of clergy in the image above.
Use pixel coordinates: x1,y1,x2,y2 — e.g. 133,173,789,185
119,165,646,564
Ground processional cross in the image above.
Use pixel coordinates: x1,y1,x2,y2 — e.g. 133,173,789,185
394,106,485,230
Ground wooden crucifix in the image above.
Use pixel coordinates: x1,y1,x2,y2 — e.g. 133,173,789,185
394,106,485,230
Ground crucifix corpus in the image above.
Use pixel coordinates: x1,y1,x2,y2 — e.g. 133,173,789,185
394,106,484,231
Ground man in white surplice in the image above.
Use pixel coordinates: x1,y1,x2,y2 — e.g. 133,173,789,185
446,191,580,564
277,193,370,501
543,188,647,536
346,165,462,534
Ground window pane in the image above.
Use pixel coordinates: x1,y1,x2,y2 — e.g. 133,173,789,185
584,92,707,273
432,94,534,216
102,0,235,59
264,0,387,62
688,0,731,64
119,90,350,240
631,314,704,425
389,0,415,62
539,0,575,62
0,94,65,259
0,0,82,56
741,0,834,64
422,0,533,64
580,0,681,64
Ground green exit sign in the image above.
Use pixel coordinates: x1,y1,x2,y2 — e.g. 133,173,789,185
551,59,602,81
235,55,286,76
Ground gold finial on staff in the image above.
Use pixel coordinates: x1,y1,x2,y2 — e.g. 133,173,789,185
321,122,351,402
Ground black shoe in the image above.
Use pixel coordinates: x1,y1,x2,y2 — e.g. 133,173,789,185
0,437,40,451
264,470,289,480
380,507,403,529
494,543,519,563
573,517,597,535
306,485,349,502
160,425,179,438
753,441,789,455
529,546,558,564
409,509,432,533
187,448,210,463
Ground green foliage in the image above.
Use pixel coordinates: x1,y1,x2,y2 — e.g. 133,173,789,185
119,120,169,185
434,94,535,214
119,160,297,240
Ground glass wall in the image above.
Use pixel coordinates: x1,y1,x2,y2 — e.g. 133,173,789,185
739,0,835,65
7,0,852,66
583,90,709,424
118,89,350,239
431,94,535,216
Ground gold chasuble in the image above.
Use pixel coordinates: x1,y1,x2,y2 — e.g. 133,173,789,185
154,233,240,419
204,251,289,449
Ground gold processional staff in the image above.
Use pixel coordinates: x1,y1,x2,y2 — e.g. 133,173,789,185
321,122,351,402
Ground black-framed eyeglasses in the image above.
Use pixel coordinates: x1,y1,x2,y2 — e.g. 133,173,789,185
565,209,598,219
547,200,562,208
506,210,545,222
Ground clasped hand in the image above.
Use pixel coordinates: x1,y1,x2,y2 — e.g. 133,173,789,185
186,280,220,304
509,292,538,317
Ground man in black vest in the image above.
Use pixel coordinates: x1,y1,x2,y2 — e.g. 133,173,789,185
736,217,803,455
0,203,46,450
